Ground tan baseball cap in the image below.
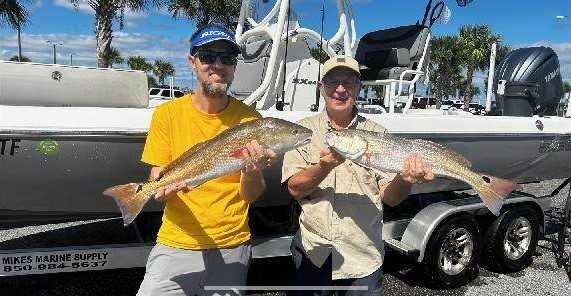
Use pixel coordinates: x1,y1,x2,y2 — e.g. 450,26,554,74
321,55,360,79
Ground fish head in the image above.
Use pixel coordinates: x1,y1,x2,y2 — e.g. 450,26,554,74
325,130,368,160
259,118,313,153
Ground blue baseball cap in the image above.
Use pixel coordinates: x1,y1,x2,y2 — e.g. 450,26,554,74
190,25,241,55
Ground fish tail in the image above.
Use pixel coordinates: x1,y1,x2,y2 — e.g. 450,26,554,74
473,175,521,216
103,182,152,226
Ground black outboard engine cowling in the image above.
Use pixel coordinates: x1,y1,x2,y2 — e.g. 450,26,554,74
494,46,563,116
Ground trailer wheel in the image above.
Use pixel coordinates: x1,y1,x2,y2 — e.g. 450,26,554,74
423,215,481,288
483,205,539,273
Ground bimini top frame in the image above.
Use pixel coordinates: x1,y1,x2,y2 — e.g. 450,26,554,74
234,0,357,106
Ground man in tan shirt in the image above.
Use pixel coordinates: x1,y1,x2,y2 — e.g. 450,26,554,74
281,56,434,295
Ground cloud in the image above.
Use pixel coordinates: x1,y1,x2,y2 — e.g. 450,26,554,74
517,41,571,83
469,42,571,104
54,0,92,15
33,1,43,9
0,32,192,87
53,0,148,20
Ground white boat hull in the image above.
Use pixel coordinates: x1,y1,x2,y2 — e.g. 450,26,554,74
1,106,570,220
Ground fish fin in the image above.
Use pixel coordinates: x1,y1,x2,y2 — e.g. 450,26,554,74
473,175,521,216
229,147,248,159
103,182,152,226
412,139,472,167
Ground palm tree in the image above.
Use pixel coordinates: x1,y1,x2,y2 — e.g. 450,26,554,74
428,35,463,108
127,55,153,72
108,46,124,68
457,79,481,100
9,54,30,62
69,0,163,68
147,75,158,88
564,81,571,111
168,0,242,28
457,24,502,109
0,0,34,62
128,55,156,87
153,59,175,85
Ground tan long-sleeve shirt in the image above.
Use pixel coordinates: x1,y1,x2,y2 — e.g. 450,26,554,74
282,111,394,280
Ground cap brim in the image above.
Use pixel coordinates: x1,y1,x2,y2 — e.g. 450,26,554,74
193,38,241,55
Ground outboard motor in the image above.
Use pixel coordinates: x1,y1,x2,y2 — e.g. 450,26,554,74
494,46,564,116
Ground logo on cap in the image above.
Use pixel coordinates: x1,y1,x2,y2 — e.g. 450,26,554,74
200,30,231,39
190,25,240,54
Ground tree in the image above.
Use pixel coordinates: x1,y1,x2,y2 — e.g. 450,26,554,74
153,59,175,85
564,81,571,109
127,55,153,72
458,24,502,109
108,46,124,68
457,79,481,100
563,81,570,95
0,0,35,62
69,0,163,68
168,0,242,28
428,35,463,108
148,75,158,88
9,54,30,62
128,56,155,87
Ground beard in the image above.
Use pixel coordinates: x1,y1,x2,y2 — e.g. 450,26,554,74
201,80,229,98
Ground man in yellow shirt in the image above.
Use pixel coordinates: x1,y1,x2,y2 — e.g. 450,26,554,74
137,24,277,296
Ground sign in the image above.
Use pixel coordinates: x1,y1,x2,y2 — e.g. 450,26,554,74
0,244,152,276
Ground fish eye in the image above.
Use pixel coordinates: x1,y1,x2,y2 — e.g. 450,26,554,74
292,129,298,135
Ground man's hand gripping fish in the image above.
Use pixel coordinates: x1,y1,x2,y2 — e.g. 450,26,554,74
325,129,520,215
104,117,313,225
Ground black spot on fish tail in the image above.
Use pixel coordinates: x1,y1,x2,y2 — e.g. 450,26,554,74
136,184,143,193
482,176,491,183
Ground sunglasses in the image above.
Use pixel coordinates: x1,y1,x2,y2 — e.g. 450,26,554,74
322,79,359,90
194,50,238,66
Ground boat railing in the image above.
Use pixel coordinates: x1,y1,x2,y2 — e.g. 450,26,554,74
235,0,355,107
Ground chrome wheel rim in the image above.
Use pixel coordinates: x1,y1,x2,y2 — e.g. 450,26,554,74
438,228,474,275
503,217,532,260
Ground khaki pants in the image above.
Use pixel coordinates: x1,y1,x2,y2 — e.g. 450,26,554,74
137,243,251,296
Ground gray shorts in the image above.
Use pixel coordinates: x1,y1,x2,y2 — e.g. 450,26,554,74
137,243,251,296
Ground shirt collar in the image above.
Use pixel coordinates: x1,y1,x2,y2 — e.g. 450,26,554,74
322,106,359,131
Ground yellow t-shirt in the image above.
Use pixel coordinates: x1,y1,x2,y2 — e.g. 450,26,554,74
141,94,261,249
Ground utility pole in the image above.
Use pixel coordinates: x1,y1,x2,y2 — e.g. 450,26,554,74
70,53,76,66
46,40,62,64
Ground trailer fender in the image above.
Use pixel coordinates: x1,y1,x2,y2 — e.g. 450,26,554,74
399,194,546,262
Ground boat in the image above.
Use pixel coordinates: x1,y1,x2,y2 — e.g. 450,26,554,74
1,0,570,223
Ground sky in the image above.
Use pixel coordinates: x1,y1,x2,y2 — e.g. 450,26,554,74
1,0,570,103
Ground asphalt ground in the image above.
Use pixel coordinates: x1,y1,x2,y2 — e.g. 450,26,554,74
1,179,570,296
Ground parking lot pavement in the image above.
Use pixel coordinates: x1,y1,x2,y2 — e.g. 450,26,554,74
1,180,570,295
